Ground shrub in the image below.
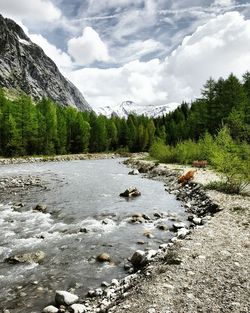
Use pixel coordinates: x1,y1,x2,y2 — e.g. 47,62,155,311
149,140,176,163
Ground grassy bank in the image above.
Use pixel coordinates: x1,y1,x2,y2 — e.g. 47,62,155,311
149,126,250,194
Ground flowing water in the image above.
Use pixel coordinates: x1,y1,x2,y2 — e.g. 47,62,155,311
0,158,186,312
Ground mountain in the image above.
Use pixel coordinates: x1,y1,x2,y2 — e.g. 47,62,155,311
0,14,91,111
95,101,180,118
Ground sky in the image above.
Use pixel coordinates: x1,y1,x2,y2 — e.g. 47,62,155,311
1,0,250,110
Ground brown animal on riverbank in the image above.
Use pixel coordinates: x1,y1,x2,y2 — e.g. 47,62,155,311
178,170,197,186
192,160,208,168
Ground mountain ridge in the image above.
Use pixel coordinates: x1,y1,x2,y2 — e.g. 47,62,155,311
95,101,180,118
0,14,92,111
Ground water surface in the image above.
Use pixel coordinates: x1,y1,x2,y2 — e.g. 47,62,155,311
0,159,186,312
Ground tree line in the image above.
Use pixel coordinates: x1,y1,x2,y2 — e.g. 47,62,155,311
1,71,250,158
0,90,156,157
154,72,250,145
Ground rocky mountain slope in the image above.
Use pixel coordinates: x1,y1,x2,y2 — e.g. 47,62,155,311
96,101,179,118
0,14,91,111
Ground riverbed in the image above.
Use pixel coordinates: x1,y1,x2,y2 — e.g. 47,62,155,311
0,158,187,312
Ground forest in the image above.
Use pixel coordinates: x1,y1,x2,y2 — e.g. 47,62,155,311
0,89,156,157
0,71,250,160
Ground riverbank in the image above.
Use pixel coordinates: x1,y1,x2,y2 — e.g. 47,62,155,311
0,152,127,165
114,158,250,313
76,157,249,313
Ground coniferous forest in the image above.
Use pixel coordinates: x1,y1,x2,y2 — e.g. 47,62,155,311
0,72,250,162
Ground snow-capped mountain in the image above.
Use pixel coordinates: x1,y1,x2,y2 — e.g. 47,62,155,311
95,101,179,118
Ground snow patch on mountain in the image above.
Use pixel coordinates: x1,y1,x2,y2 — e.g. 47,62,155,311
95,101,179,118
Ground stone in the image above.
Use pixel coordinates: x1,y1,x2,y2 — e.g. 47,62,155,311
42,306,59,313
101,281,110,287
5,250,45,264
55,290,79,306
137,240,145,245
177,228,191,239
193,217,202,225
142,213,151,220
156,224,168,231
132,213,143,218
119,187,141,198
128,169,139,175
33,203,47,213
153,212,162,219
79,227,88,233
69,304,86,313
96,253,111,263
130,250,145,268
173,222,187,230
111,279,120,286
94,288,103,296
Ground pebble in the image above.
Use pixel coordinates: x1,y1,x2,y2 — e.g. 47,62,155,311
42,305,59,313
70,303,87,313
55,290,79,306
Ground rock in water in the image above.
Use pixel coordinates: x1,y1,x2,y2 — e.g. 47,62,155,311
96,253,111,263
0,14,91,111
5,250,45,264
128,169,139,175
120,187,141,198
33,203,47,213
55,291,79,306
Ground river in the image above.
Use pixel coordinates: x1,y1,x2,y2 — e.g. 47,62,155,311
0,158,187,312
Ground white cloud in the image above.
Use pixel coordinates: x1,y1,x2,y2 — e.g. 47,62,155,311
112,0,158,40
67,27,110,65
29,34,73,74
164,11,250,102
213,0,235,7
0,0,61,23
67,59,167,109
87,0,144,14
115,39,165,63
66,11,250,110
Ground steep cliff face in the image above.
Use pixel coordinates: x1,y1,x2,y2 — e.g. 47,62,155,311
0,14,92,111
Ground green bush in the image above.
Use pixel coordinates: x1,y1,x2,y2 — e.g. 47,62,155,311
150,127,250,194
149,140,176,163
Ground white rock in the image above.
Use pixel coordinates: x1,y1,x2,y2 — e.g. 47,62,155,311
55,290,79,306
70,304,86,313
42,305,59,313
193,217,202,225
173,222,187,229
111,279,120,286
177,228,191,239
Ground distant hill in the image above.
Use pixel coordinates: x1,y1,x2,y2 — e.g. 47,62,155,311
0,14,92,111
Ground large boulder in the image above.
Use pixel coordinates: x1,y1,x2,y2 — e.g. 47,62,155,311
5,250,45,264
55,290,79,306
120,187,141,198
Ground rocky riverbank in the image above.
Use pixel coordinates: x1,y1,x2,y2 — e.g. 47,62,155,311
0,153,124,166
36,156,249,313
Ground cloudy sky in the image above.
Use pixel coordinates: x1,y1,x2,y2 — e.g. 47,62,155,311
1,0,250,109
